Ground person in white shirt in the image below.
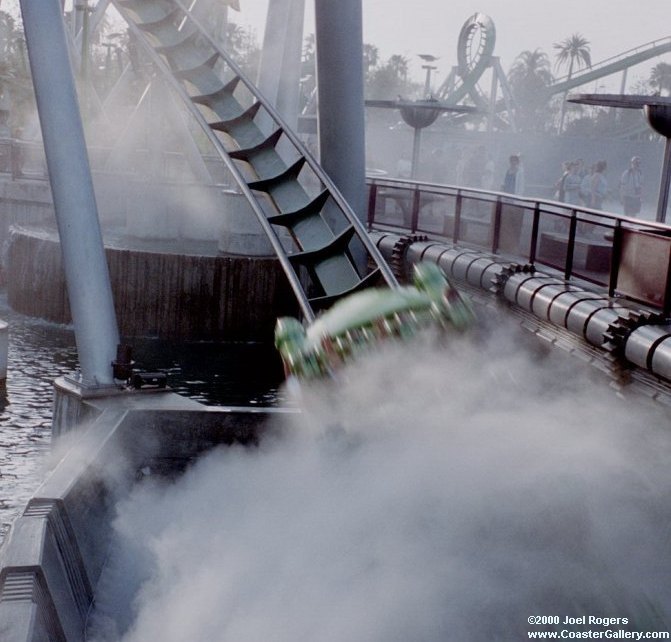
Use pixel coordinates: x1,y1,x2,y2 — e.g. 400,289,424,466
590,160,608,210
563,162,582,206
619,156,643,216
501,154,525,195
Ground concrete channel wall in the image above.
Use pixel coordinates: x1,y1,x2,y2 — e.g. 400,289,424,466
0,388,296,642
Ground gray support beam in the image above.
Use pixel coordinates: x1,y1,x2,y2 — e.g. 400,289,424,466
20,0,119,386
71,0,112,70
257,0,305,132
314,0,367,224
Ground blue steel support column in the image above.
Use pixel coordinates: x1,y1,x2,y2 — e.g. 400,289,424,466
20,0,119,386
314,0,367,224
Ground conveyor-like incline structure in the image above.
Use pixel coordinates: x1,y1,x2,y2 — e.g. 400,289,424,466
113,0,398,323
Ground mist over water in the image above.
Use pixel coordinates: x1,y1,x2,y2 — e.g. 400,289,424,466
89,323,671,641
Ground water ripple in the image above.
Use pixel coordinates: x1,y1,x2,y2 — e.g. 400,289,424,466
0,294,289,546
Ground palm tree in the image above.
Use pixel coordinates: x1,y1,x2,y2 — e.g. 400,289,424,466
650,62,671,96
507,49,554,132
553,33,591,133
509,48,553,85
366,54,415,100
362,43,379,78
387,54,409,83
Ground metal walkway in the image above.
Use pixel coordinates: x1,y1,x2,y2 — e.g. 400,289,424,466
112,0,397,323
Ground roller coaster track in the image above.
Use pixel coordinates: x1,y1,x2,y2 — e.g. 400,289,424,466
436,13,494,109
111,0,397,323
547,37,671,97
435,13,514,129
434,15,671,133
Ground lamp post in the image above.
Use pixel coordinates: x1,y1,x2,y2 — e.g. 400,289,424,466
419,54,439,98
366,99,476,179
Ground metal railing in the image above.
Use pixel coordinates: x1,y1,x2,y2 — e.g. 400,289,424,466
366,176,671,316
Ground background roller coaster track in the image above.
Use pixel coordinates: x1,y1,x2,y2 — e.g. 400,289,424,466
435,16,670,128
546,37,671,97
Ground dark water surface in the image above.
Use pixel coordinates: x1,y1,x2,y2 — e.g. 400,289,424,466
0,294,287,544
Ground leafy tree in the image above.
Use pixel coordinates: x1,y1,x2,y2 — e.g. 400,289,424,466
0,10,32,131
387,54,409,83
302,33,316,71
224,23,261,80
362,43,379,78
553,33,592,76
507,48,554,132
299,33,316,113
553,33,591,133
366,54,417,100
650,62,671,96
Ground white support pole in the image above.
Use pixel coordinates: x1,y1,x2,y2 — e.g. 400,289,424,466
0,320,7,388
314,0,367,224
20,0,120,386
487,57,499,132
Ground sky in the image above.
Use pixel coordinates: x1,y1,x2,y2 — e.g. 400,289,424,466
231,0,671,88
8,0,670,89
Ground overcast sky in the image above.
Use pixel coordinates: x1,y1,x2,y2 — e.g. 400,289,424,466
232,0,671,87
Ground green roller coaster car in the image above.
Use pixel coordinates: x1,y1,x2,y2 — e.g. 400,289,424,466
275,263,475,380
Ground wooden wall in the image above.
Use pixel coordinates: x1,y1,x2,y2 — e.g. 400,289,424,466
7,227,298,342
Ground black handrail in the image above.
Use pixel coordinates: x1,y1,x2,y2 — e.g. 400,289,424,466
564,210,578,280
529,203,541,265
608,219,623,298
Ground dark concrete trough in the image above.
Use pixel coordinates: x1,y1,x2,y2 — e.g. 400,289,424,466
0,389,296,642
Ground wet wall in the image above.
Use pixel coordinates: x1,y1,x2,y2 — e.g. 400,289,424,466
6,227,297,342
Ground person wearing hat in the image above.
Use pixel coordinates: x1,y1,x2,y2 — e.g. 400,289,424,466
620,156,643,216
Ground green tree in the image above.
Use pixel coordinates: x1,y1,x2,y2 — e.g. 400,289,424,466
298,33,316,113
387,54,409,83
224,23,261,80
0,10,32,131
554,33,592,75
366,54,416,100
553,33,592,133
507,48,554,132
362,43,379,78
650,61,671,96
